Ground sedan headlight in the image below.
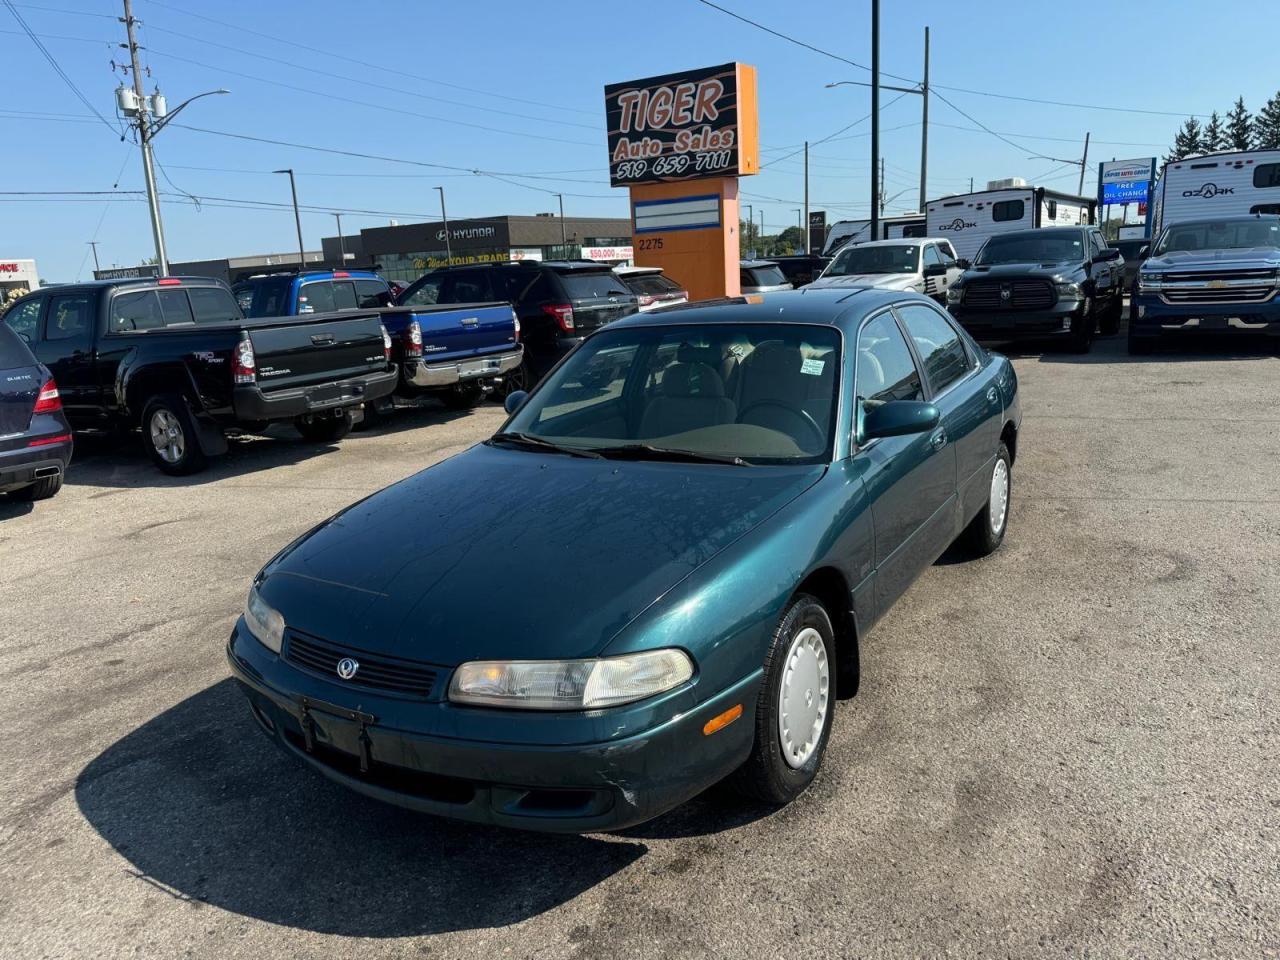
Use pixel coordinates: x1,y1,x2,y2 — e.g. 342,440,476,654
449,649,694,710
946,285,963,304
1055,281,1083,299
244,584,285,654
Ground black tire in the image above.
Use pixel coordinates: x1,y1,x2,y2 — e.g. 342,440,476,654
294,410,354,443
960,442,1011,557
1127,330,1156,355
1098,290,1123,337
1068,298,1095,353
729,594,837,806
8,473,62,501
141,394,209,476
492,360,532,403
440,383,483,410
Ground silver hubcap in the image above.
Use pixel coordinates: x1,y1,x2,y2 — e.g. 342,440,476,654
777,627,830,769
149,409,185,464
989,457,1010,535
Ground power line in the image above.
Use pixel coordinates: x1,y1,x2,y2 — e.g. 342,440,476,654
0,1,120,135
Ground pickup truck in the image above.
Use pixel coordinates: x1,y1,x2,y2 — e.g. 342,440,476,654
0,276,398,475
232,270,522,412
1129,214,1280,354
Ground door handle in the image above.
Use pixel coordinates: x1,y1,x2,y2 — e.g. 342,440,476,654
930,429,947,451
986,387,998,405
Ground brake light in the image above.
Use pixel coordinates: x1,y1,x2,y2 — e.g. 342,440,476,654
512,309,521,342
157,278,182,286
333,271,350,278
403,319,423,358
381,324,392,362
637,295,656,307
541,303,575,332
33,378,61,414
232,336,256,384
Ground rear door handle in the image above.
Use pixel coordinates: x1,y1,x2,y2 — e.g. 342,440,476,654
930,429,947,451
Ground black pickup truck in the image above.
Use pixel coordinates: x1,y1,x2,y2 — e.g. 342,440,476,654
0,276,397,474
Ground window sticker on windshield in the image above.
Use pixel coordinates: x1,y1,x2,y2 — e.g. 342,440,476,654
801,358,825,376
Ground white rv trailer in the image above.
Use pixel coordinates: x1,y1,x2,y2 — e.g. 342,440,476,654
926,179,1096,261
1150,149,1280,234
820,213,926,255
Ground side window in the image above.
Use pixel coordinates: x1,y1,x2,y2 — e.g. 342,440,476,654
157,288,195,326
855,313,924,409
923,245,944,267
1046,199,1058,220
992,199,1025,223
443,271,492,303
45,293,93,342
401,274,444,307
298,282,335,314
1089,233,1106,258
354,278,392,308
1252,163,1280,189
939,242,958,263
896,303,970,393
331,281,358,310
110,290,163,332
3,298,44,343
189,287,241,324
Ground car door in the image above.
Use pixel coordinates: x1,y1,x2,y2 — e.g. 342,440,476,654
34,290,100,424
852,310,956,616
1087,231,1116,307
921,244,948,302
938,241,964,288
895,301,1000,534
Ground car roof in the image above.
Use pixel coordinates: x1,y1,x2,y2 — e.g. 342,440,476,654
988,226,1093,240
839,238,931,248
607,287,916,331
28,276,227,292
740,259,780,267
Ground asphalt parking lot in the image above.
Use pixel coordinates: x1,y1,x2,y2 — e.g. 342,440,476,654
2,330,1278,959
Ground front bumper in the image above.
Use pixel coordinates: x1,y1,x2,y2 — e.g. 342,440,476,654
0,440,72,493
232,368,398,422
403,347,524,389
949,298,1083,339
1131,293,1280,335
227,623,758,833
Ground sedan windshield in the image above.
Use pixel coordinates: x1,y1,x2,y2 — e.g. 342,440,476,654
499,322,841,464
826,245,918,276
975,232,1085,265
1154,219,1280,255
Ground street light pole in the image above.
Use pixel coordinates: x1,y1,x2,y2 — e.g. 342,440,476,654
804,140,810,254
87,241,101,274
870,0,881,241
273,169,306,270
435,186,452,264
919,26,930,213
333,213,346,262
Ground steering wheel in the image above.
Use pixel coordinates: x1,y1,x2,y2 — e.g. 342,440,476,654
738,401,825,450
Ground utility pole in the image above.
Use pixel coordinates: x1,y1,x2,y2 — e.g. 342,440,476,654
435,186,452,264
879,157,887,216
969,177,974,192
333,213,346,262
87,241,101,274
869,0,881,241
919,26,930,213
1077,132,1091,196
555,193,567,249
122,0,166,274
758,209,765,256
273,169,306,269
803,141,810,254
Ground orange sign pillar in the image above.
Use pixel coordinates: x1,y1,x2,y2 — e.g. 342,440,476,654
604,62,759,301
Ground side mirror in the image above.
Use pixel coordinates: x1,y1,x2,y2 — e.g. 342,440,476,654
922,263,947,277
1138,245,1149,259
955,258,972,270
861,400,941,442
503,390,529,415
1095,247,1121,262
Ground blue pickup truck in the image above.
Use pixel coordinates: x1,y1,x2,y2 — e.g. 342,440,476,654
232,270,522,411
1130,214,1280,354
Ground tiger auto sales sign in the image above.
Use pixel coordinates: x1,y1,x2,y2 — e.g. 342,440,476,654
604,62,758,188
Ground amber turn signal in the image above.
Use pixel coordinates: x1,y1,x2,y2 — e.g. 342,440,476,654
702,703,743,736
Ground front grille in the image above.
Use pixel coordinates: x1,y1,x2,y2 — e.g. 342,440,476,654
1161,286,1275,304
963,279,1056,310
1160,268,1275,284
285,631,439,698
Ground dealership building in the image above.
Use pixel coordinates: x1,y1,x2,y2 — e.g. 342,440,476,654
325,214,634,283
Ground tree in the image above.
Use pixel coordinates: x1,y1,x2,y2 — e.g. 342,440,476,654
1202,111,1226,152
1165,116,1204,163
1226,97,1253,151
1254,91,1280,149
776,226,805,253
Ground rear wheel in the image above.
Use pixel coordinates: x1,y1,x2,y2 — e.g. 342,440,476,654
8,473,62,501
960,442,1011,556
294,409,354,443
141,395,209,476
729,594,836,805
440,382,483,410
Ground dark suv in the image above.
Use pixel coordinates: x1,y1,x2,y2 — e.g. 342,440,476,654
0,320,72,502
398,261,638,383
945,226,1125,352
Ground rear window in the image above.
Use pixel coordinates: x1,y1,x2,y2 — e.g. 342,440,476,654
298,282,335,313
110,290,164,332
189,286,241,324
743,265,787,287
558,271,632,299
354,278,392,308
0,321,35,368
992,200,1025,223
157,289,194,326
628,275,679,296
234,277,291,318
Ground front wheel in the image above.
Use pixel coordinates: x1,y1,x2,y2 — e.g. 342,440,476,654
1098,290,1123,336
141,395,209,476
960,442,1011,557
729,595,836,805
294,410,354,443
1068,298,1095,353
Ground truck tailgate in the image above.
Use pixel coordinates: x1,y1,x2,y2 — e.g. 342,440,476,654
384,302,517,361
246,311,387,392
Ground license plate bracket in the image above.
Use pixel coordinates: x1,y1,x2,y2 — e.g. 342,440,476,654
297,696,378,772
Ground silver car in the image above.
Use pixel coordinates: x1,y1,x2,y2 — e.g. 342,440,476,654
806,238,963,303
740,260,794,294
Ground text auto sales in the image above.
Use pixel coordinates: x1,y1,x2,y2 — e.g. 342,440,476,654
611,78,734,162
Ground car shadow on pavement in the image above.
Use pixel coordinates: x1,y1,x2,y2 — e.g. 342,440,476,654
986,328,1278,365
75,678,646,937
0,497,35,521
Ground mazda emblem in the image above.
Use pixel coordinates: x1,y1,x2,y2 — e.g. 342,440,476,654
336,657,360,680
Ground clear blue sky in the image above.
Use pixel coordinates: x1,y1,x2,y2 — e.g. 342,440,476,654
3,0,1276,281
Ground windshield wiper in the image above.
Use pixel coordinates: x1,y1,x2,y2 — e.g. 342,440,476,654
487,432,604,459
589,444,751,466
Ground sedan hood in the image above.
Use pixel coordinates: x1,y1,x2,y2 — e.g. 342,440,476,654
261,444,824,665
1144,248,1280,271
808,273,918,290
